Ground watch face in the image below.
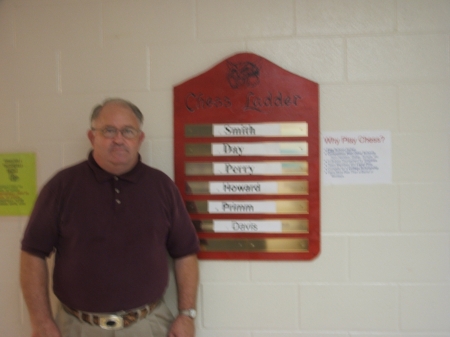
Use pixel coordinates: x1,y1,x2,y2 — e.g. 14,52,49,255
181,309,197,318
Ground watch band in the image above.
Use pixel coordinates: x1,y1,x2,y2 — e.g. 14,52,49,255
179,308,197,319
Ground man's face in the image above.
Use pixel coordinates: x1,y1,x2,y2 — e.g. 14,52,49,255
88,103,145,175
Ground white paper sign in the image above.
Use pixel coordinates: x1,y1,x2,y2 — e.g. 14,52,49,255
213,123,307,137
208,200,277,213
213,162,282,175
322,131,392,185
211,142,307,156
209,181,278,194
213,220,282,233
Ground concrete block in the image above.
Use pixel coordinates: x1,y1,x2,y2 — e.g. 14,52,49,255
350,235,450,282
296,0,395,35
203,283,298,329
250,236,349,282
399,84,450,132
348,35,449,82
400,183,450,232
61,46,149,93
320,84,398,131
300,285,398,330
103,0,195,45
14,2,101,50
12,50,59,95
33,142,64,187
200,261,251,282
0,282,22,337
198,0,294,40
322,185,399,233
0,98,18,146
398,0,450,33
151,138,174,178
248,38,345,83
400,285,450,331
392,133,449,183
149,42,245,90
0,220,22,284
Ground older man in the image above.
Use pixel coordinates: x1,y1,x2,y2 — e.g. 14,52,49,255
20,98,199,337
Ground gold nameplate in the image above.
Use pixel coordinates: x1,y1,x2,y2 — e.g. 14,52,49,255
194,219,309,233
185,122,308,137
185,161,308,176
185,124,212,137
186,200,308,214
200,238,309,253
186,181,308,195
185,143,211,156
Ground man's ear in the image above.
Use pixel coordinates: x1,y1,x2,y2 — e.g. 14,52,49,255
87,129,95,145
138,131,145,143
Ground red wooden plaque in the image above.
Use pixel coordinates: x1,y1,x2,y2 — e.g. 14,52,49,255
174,52,320,260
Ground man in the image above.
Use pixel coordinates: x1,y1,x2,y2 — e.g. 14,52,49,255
20,98,199,337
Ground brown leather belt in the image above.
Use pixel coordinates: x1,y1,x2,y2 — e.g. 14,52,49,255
63,300,160,330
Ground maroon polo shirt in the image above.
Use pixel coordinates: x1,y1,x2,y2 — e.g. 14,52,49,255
21,152,199,312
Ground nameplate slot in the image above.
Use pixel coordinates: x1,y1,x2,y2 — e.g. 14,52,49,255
187,200,308,214
185,161,308,176
185,142,308,157
186,181,308,195
194,219,309,233
185,122,308,137
200,238,309,253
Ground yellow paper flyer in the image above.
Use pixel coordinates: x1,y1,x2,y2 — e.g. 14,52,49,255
0,153,37,215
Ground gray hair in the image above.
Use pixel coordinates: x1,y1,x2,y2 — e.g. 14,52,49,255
91,98,144,125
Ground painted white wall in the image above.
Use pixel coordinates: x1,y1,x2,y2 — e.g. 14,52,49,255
0,0,449,336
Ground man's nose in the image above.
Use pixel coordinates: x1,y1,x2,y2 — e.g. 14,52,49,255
112,131,125,142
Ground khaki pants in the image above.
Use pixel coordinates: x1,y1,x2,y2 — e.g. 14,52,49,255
55,301,175,337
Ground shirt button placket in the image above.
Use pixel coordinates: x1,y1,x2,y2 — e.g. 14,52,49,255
114,177,121,205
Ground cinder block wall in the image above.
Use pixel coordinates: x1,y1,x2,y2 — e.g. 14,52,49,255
0,1,449,336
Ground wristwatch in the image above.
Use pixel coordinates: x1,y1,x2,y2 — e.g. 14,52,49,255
179,308,197,319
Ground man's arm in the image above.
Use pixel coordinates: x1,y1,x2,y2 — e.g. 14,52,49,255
20,251,61,337
168,253,199,337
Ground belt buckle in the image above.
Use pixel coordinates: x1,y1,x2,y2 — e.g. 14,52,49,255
98,315,124,330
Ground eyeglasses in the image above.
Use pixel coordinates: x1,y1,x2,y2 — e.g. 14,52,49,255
92,127,141,139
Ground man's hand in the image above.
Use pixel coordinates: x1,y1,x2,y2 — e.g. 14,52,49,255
168,315,195,337
31,318,61,337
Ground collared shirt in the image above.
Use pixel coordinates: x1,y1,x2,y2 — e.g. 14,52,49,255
21,152,199,312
